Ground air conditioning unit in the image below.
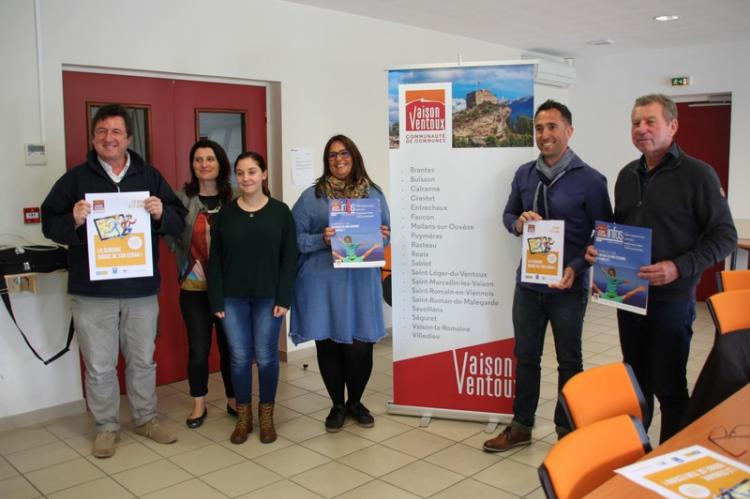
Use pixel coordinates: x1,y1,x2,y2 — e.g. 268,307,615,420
533,60,576,88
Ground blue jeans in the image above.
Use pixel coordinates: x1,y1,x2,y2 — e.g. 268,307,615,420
617,299,695,443
511,284,587,432
221,297,283,404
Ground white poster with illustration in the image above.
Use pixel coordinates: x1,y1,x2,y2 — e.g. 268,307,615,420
521,219,564,285
85,191,153,280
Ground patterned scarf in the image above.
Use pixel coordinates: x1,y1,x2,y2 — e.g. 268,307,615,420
533,148,575,219
322,176,370,199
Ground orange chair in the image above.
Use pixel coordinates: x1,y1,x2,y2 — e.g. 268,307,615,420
706,289,750,335
560,362,647,430
716,269,750,292
538,414,651,499
381,244,392,306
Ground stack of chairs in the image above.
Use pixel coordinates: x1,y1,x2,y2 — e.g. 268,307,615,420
537,362,652,499
681,285,750,428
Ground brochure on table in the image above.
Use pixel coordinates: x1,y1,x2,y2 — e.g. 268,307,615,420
328,198,385,268
590,221,651,315
521,219,564,285
616,445,750,498
85,191,153,280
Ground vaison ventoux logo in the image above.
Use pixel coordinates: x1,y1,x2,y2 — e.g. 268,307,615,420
405,89,446,132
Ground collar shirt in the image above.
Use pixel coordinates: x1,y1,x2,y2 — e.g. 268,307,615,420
98,152,131,184
637,142,680,199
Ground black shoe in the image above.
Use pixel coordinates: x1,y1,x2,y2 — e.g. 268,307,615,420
346,401,375,428
226,404,238,418
325,405,346,433
186,409,208,429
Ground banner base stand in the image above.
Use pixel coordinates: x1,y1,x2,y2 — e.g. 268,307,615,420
386,401,512,431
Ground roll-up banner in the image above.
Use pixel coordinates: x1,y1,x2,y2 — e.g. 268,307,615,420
387,62,536,422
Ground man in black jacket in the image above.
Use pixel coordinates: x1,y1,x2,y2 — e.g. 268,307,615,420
588,94,737,443
41,104,187,458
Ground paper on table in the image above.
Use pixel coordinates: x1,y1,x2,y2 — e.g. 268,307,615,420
616,445,750,498
291,147,314,187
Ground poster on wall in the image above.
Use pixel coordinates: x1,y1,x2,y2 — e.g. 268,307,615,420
590,221,651,315
388,62,535,420
329,198,385,268
85,191,153,281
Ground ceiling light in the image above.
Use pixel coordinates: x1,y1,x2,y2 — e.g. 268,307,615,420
654,15,679,22
587,39,614,46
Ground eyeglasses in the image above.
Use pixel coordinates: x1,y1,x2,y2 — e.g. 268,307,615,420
327,150,351,161
708,424,750,458
94,127,127,138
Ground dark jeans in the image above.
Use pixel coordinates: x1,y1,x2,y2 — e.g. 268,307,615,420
315,339,374,407
511,284,587,432
222,297,282,404
617,299,695,443
179,290,234,399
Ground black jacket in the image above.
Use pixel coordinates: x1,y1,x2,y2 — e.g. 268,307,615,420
614,143,737,301
41,150,187,298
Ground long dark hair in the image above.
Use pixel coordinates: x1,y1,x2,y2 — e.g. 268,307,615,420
234,151,271,196
184,139,233,203
314,134,380,197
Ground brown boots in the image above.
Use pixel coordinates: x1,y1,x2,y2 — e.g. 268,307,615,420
230,403,276,444
230,403,252,444
258,402,277,444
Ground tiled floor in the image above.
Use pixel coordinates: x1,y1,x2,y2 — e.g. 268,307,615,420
0,302,716,498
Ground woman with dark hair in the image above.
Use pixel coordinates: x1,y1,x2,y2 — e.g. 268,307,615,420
167,139,236,429
290,134,391,432
208,151,297,444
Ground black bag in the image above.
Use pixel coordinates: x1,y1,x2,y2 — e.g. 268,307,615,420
0,245,74,364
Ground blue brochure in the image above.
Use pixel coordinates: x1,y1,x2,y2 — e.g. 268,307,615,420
328,198,385,268
590,221,651,315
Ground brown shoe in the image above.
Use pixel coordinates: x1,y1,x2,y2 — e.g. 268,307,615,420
483,425,531,453
230,403,252,444
258,402,277,444
134,419,177,445
92,430,119,458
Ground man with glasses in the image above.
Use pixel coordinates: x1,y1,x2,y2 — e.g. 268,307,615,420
41,104,187,458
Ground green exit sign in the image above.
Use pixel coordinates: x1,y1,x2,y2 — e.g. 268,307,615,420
671,76,690,87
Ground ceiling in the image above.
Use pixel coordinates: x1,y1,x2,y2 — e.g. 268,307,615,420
284,0,750,59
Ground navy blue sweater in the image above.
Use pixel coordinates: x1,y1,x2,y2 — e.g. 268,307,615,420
503,151,613,293
41,150,186,298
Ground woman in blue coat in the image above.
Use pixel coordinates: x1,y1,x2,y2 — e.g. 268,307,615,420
291,134,390,432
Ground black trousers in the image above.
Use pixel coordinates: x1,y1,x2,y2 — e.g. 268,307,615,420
179,289,234,398
617,299,695,443
315,339,373,406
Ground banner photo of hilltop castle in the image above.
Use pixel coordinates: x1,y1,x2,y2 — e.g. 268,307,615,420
388,64,534,149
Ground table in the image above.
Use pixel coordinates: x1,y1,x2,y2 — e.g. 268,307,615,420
586,383,750,498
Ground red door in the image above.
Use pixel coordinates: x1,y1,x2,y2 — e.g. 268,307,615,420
62,70,267,387
674,101,732,301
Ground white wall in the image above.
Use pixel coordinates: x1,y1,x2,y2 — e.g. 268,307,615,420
0,0,524,422
570,39,750,220
8,0,744,425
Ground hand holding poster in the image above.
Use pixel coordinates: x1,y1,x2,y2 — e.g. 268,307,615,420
85,191,153,280
590,221,651,315
328,198,385,268
521,220,564,284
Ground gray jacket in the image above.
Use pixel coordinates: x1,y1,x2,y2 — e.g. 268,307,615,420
165,188,237,283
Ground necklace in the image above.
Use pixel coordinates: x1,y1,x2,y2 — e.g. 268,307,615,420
238,195,268,218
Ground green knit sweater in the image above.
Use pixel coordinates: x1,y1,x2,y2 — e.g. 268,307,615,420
207,197,297,312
